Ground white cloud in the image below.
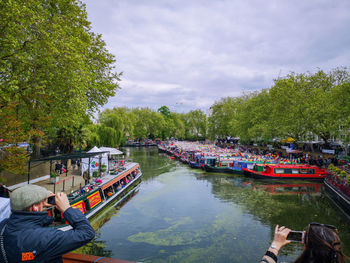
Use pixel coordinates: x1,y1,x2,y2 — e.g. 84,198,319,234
84,0,350,113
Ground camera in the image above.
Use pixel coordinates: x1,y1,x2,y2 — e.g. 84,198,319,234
47,196,56,205
287,231,304,242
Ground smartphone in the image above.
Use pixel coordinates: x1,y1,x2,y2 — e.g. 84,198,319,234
287,231,304,242
47,196,56,205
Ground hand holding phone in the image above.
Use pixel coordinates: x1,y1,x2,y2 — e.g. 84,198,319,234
287,231,304,243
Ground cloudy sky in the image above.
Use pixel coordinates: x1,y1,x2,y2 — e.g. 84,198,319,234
84,0,350,113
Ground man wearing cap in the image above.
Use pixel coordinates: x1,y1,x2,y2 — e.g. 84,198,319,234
0,184,95,262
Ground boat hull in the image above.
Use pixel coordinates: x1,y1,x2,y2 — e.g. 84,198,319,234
188,161,202,169
324,179,350,216
204,165,242,174
243,169,325,181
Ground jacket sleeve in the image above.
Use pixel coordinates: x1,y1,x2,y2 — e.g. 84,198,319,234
259,250,278,263
40,207,95,260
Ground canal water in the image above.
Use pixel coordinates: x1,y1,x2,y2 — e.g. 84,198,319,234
78,147,350,263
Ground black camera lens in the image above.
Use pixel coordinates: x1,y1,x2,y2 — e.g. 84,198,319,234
47,196,56,205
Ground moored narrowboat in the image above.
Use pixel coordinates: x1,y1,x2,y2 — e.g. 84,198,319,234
50,162,142,230
324,177,350,216
242,164,326,180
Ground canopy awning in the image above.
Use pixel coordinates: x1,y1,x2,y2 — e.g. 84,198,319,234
99,147,123,155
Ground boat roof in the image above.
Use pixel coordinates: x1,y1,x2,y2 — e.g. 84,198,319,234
30,151,110,163
265,164,318,169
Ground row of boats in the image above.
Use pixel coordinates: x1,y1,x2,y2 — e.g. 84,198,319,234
159,141,327,180
159,141,350,216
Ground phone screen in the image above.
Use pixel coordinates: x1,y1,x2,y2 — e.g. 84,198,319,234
287,231,304,242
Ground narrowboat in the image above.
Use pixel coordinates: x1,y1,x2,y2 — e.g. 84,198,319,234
242,164,326,180
324,177,350,216
51,162,142,231
205,159,256,175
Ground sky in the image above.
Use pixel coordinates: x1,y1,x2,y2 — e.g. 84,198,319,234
83,0,350,114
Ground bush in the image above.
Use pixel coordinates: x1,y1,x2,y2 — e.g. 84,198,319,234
335,168,342,175
92,171,99,178
340,171,347,180
50,172,57,178
347,175,350,186
101,164,107,172
328,163,335,171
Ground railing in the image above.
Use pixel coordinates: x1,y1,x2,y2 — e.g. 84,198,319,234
326,173,350,198
63,253,136,263
53,176,75,194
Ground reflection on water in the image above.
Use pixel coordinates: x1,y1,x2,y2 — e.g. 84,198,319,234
81,147,350,263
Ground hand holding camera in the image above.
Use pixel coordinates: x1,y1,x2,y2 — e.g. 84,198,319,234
46,192,70,213
55,192,71,213
270,225,291,251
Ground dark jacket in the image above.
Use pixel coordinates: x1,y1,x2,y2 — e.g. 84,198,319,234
0,207,95,262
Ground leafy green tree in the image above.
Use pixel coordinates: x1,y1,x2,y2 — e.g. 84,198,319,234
0,0,120,158
268,73,310,141
208,97,241,140
305,68,350,144
182,110,207,140
158,106,171,118
235,91,272,143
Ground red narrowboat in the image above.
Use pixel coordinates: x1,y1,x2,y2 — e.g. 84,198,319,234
242,164,326,181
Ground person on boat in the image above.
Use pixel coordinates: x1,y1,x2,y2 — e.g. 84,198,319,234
260,223,348,263
0,184,95,263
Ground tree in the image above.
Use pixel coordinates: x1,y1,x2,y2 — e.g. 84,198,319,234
268,73,309,141
305,68,350,144
157,106,171,118
208,97,241,140
0,0,120,158
183,110,207,140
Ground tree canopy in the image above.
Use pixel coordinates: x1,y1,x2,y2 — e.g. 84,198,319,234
0,0,120,175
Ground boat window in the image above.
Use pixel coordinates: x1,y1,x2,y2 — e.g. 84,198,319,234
247,164,254,169
274,168,284,174
284,168,293,174
207,159,215,166
300,169,308,174
292,169,299,174
307,169,315,174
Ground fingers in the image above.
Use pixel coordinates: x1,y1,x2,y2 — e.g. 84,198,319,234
55,192,70,213
275,225,279,233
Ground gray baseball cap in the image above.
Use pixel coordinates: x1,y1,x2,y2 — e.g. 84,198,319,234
10,184,51,211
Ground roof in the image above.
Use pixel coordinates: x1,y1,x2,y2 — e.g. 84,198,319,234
30,151,110,163
99,147,123,155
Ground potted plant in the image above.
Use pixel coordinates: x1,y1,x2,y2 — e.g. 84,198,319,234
92,171,99,178
101,164,107,176
328,164,335,173
340,171,347,184
346,175,350,186
50,172,59,183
